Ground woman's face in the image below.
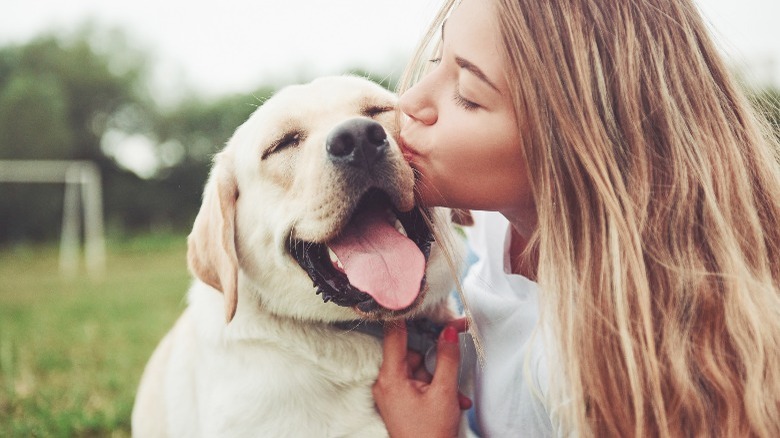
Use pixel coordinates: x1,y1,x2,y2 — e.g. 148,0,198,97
399,0,533,218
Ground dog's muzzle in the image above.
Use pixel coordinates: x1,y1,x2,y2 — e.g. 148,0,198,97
287,118,434,315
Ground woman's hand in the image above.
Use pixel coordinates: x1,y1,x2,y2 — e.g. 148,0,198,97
373,319,472,437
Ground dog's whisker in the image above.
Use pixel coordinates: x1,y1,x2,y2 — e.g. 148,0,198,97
379,71,396,89
412,173,445,203
251,93,270,105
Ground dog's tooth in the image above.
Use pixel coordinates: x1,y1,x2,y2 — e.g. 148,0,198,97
327,246,345,271
394,219,408,237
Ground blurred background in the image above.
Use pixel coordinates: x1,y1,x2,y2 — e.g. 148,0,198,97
0,0,778,436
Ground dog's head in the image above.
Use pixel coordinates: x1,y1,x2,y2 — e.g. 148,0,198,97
187,76,458,323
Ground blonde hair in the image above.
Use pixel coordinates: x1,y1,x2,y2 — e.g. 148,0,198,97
401,0,780,436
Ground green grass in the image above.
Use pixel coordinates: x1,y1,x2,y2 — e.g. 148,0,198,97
0,233,191,437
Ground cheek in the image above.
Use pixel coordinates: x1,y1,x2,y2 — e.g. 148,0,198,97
438,142,489,176
420,127,527,208
413,143,465,202
435,124,520,176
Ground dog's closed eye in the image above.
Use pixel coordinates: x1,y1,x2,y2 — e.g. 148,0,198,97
362,105,394,118
262,130,305,160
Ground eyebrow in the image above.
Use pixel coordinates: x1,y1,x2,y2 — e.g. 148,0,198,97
440,19,501,94
455,56,501,93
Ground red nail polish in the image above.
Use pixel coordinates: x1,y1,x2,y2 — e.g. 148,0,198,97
443,326,458,343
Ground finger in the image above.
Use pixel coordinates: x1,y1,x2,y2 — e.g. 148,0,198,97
458,392,473,410
412,366,433,384
448,317,469,333
431,325,461,391
380,320,408,377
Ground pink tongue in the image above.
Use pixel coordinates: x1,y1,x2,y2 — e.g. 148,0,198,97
328,209,425,310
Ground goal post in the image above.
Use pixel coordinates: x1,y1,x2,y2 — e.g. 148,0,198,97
0,160,106,278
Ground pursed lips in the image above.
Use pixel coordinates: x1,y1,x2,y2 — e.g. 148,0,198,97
398,134,422,163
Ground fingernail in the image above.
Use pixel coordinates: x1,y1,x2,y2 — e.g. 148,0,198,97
443,326,458,343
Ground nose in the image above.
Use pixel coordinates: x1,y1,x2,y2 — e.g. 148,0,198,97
399,79,437,125
326,118,388,169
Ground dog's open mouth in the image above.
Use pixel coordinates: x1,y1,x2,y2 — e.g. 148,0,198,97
288,189,433,313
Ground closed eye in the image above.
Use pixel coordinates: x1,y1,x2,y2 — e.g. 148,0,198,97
262,130,305,160
362,105,394,118
453,91,480,111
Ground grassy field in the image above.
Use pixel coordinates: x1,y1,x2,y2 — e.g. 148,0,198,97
0,233,191,437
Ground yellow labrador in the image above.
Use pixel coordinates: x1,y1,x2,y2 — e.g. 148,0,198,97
131,76,463,437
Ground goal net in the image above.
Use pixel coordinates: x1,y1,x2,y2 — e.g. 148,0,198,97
0,160,106,278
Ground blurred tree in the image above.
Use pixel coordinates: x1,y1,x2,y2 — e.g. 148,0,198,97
140,88,276,230
155,89,274,163
0,27,154,243
751,88,780,141
0,24,285,244
0,73,74,159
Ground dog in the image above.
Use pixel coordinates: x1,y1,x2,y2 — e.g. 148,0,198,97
131,75,466,437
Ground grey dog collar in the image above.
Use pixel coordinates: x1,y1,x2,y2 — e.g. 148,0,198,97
334,318,475,383
333,318,444,356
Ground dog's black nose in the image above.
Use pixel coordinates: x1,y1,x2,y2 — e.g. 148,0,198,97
326,118,388,169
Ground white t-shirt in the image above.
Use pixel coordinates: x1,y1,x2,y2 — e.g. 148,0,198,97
462,210,554,437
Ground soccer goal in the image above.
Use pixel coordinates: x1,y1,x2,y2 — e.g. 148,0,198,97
0,160,106,278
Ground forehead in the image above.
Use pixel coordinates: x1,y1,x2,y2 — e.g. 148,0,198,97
260,77,395,121
445,0,499,47
444,0,507,91
230,76,397,165
230,76,396,153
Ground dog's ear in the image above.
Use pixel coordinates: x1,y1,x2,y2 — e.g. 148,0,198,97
450,209,474,227
187,150,239,323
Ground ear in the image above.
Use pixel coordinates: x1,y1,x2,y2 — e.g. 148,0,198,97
187,150,239,323
450,209,474,227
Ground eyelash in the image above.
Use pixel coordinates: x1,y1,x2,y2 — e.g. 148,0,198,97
363,106,393,118
428,57,480,111
262,131,303,160
453,91,480,111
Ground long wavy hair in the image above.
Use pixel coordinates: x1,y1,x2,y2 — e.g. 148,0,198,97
400,0,780,436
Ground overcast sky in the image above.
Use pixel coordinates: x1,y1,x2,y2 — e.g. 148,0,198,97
2,0,780,99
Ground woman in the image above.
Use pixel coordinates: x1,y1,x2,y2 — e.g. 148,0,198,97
372,0,780,436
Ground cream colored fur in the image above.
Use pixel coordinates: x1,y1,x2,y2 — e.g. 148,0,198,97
131,76,461,437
